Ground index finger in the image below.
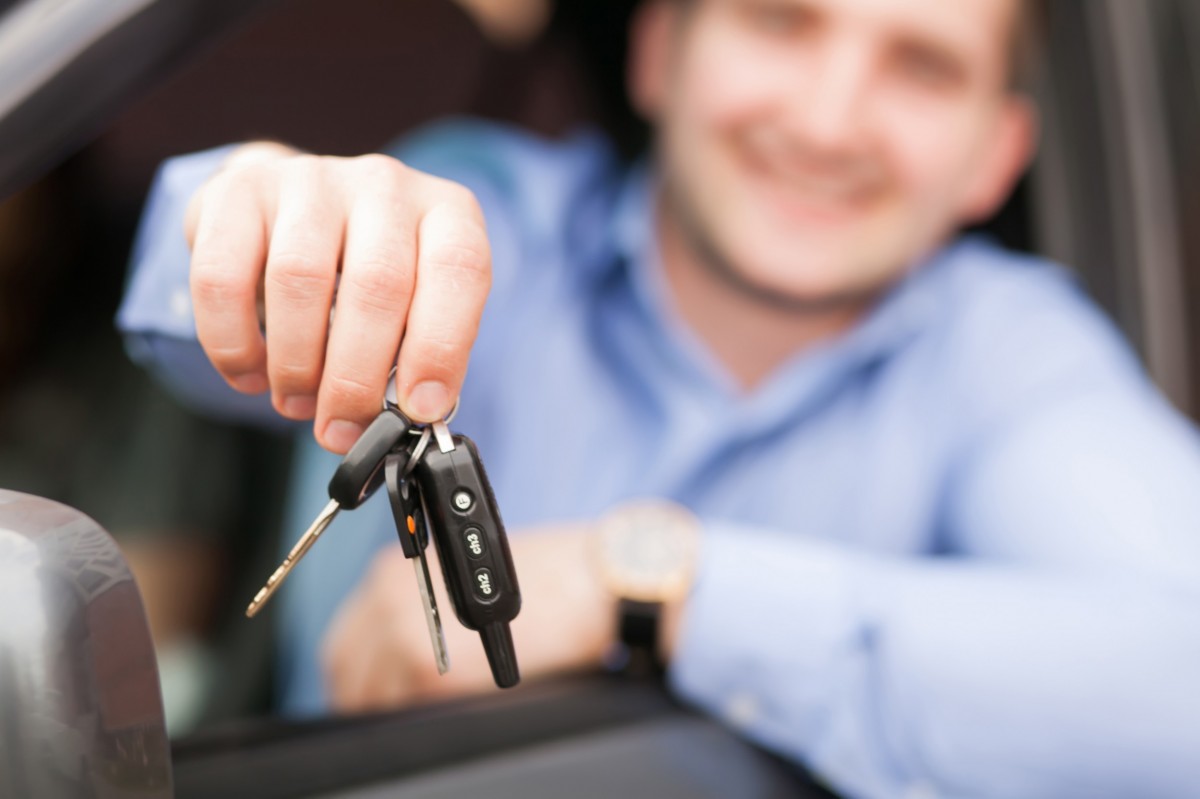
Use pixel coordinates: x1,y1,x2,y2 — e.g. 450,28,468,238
395,191,492,422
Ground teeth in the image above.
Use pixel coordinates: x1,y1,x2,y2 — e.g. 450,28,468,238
776,176,864,207
745,140,881,206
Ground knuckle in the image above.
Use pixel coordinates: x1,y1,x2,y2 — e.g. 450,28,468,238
278,157,319,188
440,182,487,227
287,153,323,173
191,261,254,306
345,257,411,312
220,162,270,195
354,153,407,183
204,168,243,198
423,238,491,285
265,251,332,301
269,359,320,387
321,370,378,409
432,177,478,209
199,170,236,205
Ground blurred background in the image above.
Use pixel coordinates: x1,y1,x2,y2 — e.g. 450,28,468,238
0,0,1197,739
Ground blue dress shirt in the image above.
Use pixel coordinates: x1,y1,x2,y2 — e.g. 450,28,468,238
119,119,1200,799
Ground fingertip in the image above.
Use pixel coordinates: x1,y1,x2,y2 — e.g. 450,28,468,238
404,380,452,422
321,418,364,455
277,394,318,420
231,373,269,394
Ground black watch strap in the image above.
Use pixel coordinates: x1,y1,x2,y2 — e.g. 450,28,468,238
618,598,663,676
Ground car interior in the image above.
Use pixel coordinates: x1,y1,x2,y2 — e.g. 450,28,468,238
0,0,1197,796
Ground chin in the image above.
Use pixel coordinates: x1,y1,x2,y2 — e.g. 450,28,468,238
727,241,906,307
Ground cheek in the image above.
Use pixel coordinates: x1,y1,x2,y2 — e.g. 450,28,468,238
669,26,786,136
873,97,989,211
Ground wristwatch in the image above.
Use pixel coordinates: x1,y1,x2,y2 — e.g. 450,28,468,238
594,500,701,672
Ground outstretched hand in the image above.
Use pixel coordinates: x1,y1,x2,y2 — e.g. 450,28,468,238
184,144,492,453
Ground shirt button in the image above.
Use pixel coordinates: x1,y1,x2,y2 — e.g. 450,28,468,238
723,692,759,728
171,287,192,320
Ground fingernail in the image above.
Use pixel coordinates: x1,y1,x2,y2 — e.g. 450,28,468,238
232,373,268,394
325,419,364,452
280,395,317,419
406,381,450,421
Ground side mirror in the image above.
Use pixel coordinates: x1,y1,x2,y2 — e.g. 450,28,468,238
0,490,172,798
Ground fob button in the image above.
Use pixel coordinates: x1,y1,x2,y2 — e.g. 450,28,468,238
452,490,473,513
473,567,496,600
463,527,487,560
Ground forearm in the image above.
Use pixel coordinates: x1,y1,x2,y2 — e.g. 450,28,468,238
668,523,1200,799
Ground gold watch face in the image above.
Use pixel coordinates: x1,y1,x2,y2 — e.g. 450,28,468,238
596,501,700,603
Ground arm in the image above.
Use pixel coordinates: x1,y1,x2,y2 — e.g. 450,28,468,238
672,530,1200,798
118,144,278,425
118,120,606,445
321,360,1200,798
672,385,1200,799
119,131,495,449
120,141,335,428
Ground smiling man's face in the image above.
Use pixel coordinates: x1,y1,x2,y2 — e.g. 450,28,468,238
631,0,1036,306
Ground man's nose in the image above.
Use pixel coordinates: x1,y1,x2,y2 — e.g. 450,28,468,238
786,39,874,152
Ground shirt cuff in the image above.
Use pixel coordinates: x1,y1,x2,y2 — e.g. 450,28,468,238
118,144,238,341
118,144,288,426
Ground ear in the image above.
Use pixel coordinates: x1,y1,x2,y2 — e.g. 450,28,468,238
628,0,682,122
959,96,1039,223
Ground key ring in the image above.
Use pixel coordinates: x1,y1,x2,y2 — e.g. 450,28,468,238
383,367,460,427
403,427,432,476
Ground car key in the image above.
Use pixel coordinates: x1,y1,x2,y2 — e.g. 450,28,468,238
384,443,450,674
413,421,522,688
246,407,414,617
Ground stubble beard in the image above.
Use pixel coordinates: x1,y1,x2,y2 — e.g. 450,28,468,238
661,175,896,317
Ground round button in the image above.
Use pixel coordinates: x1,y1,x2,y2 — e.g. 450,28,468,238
462,527,486,560
452,490,473,512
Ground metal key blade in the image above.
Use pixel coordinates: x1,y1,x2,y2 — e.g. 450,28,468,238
246,498,341,618
413,544,450,674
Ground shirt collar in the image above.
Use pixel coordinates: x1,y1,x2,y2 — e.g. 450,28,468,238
603,162,956,422
609,158,656,271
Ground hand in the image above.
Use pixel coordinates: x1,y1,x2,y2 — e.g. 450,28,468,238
183,143,492,452
320,525,617,713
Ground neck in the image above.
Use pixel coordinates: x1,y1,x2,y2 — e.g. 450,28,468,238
655,197,871,391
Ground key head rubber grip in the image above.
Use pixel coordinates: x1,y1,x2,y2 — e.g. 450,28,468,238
328,408,412,509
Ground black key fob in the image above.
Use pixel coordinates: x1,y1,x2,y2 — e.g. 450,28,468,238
414,432,521,688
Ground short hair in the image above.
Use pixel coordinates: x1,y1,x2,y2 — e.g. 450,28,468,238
1011,0,1047,93
664,0,1047,93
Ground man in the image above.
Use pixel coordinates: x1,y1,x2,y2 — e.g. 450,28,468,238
119,0,1200,796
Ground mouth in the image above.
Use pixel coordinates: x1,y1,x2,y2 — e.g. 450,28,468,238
736,142,885,226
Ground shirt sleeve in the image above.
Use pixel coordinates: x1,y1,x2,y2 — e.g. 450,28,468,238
670,384,1200,798
117,143,289,426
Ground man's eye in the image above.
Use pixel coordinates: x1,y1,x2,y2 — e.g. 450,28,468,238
740,2,815,37
893,45,965,90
